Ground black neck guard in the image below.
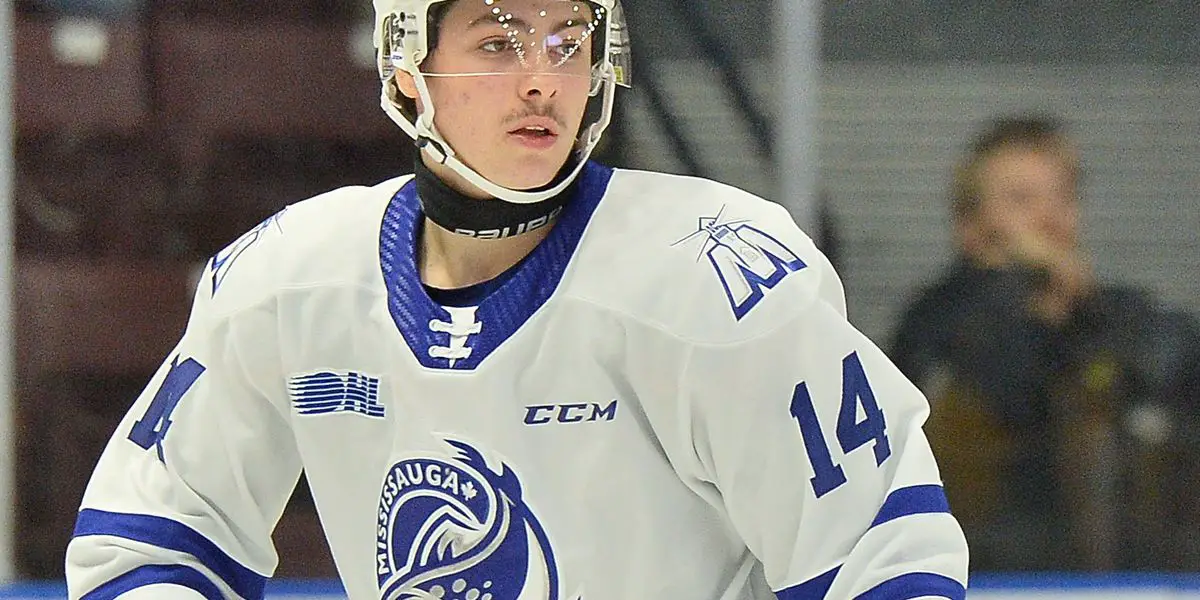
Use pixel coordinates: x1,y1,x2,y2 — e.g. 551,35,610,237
413,157,576,240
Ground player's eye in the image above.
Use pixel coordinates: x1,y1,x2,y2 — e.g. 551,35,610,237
545,35,586,64
553,38,582,57
478,38,516,54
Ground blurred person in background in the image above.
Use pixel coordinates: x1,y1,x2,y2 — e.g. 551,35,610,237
889,114,1200,572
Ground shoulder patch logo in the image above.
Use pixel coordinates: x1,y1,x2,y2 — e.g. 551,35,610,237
210,208,287,296
287,370,384,418
673,206,807,320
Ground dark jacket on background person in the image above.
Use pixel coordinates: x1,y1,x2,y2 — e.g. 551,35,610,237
890,259,1200,572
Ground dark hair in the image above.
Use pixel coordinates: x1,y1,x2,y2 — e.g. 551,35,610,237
950,115,1080,221
425,2,452,55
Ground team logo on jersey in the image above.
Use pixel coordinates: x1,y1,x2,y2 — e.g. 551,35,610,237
673,206,807,320
209,207,287,295
287,370,384,419
375,439,578,600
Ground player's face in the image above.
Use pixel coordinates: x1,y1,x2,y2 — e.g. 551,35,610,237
406,0,596,196
973,146,1080,251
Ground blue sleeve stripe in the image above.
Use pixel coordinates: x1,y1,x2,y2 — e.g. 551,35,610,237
81,564,224,600
869,484,951,528
775,566,840,599
777,568,964,600
73,509,266,600
854,572,965,600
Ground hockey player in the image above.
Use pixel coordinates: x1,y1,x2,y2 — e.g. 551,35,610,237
66,0,969,598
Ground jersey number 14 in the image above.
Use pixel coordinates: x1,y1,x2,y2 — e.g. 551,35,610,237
790,351,891,498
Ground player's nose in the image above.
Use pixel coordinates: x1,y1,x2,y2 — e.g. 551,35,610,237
519,72,560,99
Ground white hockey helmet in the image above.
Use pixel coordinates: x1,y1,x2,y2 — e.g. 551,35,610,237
373,0,632,204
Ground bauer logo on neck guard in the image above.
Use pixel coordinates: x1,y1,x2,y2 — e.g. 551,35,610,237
375,439,578,600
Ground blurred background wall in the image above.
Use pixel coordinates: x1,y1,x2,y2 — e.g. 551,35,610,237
3,0,1198,587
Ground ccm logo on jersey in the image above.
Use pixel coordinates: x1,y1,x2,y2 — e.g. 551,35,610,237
524,401,618,425
673,207,807,320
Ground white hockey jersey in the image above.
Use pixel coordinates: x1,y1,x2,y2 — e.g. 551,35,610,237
66,163,969,599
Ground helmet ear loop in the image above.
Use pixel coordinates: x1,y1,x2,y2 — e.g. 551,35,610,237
410,69,455,164
586,75,617,149
589,65,605,96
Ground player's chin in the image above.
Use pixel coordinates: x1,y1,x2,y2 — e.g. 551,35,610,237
497,154,573,192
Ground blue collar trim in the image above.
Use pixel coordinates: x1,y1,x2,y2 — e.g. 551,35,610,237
380,162,614,370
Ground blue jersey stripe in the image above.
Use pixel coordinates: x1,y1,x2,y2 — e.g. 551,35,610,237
855,572,965,600
776,565,840,599
777,566,963,600
81,564,224,600
73,509,266,600
869,484,951,528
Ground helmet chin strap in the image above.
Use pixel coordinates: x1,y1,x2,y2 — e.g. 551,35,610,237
379,68,613,205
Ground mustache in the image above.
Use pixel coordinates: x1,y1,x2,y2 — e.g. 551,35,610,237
504,106,566,129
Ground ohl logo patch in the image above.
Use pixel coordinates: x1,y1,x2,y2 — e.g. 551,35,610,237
674,206,807,320
375,439,577,600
